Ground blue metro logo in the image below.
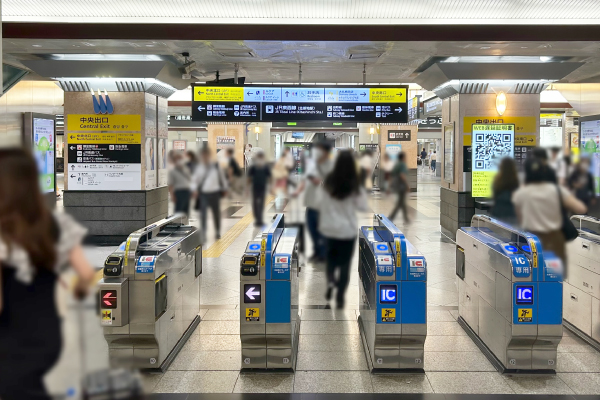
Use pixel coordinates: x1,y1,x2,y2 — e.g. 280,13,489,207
91,89,114,115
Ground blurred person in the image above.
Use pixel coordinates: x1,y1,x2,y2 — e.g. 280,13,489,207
389,152,410,224
185,150,198,175
568,158,596,207
532,147,558,183
381,153,394,192
272,153,289,197
293,141,333,263
247,152,272,227
168,150,192,215
359,149,374,189
491,157,519,224
549,147,568,185
420,147,427,168
0,149,94,400
226,148,243,195
513,158,586,266
192,148,228,242
318,150,367,308
283,147,297,188
431,151,437,173
244,144,253,168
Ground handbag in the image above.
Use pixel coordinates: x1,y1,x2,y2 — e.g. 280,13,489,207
556,184,579,241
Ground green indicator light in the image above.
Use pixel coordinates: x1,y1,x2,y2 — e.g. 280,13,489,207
333,123,343,126
287,122,297,126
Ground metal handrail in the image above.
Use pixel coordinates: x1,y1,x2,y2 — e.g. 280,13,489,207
470,214,530,242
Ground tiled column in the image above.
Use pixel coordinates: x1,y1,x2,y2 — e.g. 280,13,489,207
440,93,541,240
63,91,168,244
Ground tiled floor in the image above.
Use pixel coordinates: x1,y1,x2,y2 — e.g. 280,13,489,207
48,172,600,397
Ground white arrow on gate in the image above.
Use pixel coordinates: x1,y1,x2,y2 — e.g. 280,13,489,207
245,286,260,300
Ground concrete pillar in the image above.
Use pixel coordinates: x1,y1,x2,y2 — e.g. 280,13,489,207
207,123,246,167
440,93,541,240
379,124,419,192
246,122,273,161
63,91,169,244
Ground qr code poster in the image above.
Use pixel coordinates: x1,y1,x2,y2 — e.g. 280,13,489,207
471,124,515,198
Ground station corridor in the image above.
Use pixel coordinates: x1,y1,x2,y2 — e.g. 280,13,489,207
45,171,600,397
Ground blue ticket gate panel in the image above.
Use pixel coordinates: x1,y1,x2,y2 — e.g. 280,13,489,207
358,214,427,371
456,215,563,373
240,214,300,370
564,215,600,350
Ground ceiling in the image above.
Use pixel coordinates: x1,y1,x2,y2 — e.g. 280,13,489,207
4,0,600,23
4,39,600,85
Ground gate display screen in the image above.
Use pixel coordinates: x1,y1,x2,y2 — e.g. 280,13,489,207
101,290,118,309
192,85,408,123
516,286,534,305
380,284,398,304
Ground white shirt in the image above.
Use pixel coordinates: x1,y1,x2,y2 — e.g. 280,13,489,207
303,158,333,209
318,189,368,240
191,162,228,194
512,183,571,232
430,153,437,161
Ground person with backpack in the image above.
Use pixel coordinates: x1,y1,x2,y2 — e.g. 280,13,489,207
192,147,228,242
318,150,368,308
388,152,410,224
0,149,95,400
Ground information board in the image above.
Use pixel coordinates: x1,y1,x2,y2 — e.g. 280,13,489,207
33,118,55,193
471,124,515,198
443,123,455,183
192,85,408,123
540,113,563,148
580,117,600,196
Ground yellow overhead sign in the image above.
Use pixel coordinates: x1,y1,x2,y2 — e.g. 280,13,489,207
464,134,536,147
369,88,407,103
194,86,244,102
540,113,563,119
66,132,142,144
463,116,537,134
67,114,141,132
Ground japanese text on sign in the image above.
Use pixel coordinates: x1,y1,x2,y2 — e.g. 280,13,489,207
67,114,142,132
471,124,515,198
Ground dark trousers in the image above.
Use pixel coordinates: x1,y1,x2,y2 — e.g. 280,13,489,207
306,207,325,259
252,189,266,225
326,237,356,305
389,189,409,223
200,191,221,236
174,189,191,215
431,160,436,172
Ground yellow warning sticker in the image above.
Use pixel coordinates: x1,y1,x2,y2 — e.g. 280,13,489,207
530,241,538,268
395,238,401,269
124,238,131,267
518,308,533,323
261,239,266,251
246,308,260,322
382,308,396,322
101,310,112,325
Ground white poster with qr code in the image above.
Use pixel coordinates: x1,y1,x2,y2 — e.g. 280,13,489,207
471,124,515,198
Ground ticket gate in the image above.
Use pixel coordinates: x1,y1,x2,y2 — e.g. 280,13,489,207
564,215,600,351
456,215,563,373
358,214,427,371
240,213,301,370
98,214,202,371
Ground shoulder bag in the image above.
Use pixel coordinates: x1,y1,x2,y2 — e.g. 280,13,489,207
556,184,579,241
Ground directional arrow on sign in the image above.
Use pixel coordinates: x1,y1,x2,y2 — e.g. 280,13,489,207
360,92,367,97
197,106,205,112
245,286,260,300
247,91,252,96
70,146,75,150
197,90,204,95
395,107,403,113
70,135,75,139
70,174,76,178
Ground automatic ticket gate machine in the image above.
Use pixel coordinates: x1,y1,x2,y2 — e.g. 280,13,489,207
358,214,427,371
456,215,563,373
240,214,301,370
564,215,600,351
98,214,202,371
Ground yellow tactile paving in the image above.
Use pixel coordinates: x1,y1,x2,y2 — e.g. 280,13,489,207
202,195,274,258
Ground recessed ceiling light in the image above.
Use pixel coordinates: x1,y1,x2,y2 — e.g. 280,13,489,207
32,44,42,47
480,46,491,49
521,46,528,49
146,44,155,47
540,56,551,62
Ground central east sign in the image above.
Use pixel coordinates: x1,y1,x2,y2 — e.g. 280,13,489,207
192,85,408,123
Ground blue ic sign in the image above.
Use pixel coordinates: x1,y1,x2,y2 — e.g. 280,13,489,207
504,245,518,253
380,284,397,304
249,244,260,251
516,286,534,305
376,244,388,251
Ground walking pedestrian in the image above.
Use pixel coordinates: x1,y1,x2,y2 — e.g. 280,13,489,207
318,150,367,308
247,151,272,227
430,151,437,173
168,150,192,215
389,152,410,223
192,148,228,242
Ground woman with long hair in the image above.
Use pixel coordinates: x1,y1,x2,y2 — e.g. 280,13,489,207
491,157,520,224
318,150,368,308
0,149,94,400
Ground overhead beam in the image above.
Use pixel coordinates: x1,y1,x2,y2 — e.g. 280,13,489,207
4,23,600,42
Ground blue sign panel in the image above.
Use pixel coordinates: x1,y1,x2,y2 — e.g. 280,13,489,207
248,243,260,251
380,284,398,304
511,254,531,278
136,255,156,273
516,286,534,305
